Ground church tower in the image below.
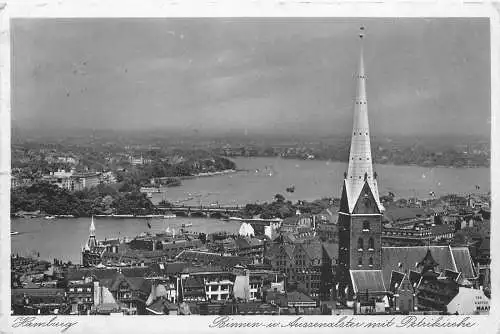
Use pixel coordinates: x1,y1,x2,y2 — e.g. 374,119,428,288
82,216,101,267
337,27,384,298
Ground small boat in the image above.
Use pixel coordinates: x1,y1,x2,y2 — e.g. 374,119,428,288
163,213,176,219
10,231,19,236
181,223,193,228
44,216,56,220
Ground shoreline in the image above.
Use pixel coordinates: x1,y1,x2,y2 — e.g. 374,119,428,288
180,169,238,179
233,156,489,169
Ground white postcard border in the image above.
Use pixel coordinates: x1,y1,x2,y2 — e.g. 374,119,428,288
0,1,498,333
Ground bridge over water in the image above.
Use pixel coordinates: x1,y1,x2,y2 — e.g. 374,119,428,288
155,204,243,218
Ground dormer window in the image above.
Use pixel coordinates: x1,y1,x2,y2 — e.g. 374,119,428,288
362,221,370,232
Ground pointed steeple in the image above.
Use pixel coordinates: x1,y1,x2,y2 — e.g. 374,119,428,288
344,27,383,213
86,216,97,249
89,216,96,237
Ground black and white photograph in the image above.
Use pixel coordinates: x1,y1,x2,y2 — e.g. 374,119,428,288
5,9,494,325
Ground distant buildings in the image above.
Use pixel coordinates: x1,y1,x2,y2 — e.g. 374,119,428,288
40,169,115,192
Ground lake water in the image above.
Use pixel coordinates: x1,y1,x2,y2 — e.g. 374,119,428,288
11,157,490,264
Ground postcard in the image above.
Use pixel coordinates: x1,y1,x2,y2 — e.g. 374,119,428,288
0,0,498,333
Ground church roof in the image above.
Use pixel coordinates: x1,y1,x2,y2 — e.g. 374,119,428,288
381,246,476,288
350,270,386,294
451,247,476,279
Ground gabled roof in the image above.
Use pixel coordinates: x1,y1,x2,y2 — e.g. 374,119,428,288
285,291,316,304
66,268,118,281
175,250,252,268
236,302,278,314
121,267,150,278
408,270,422,288
389,271,405,293
301,241,323,262
282,216,300,226
322,242,338,260
352,181,382,215
149,262,188,276
431,224,455,236
350,270,386,294
384,207,428,222
108,273,151,294
126,277,152,294
381,246,457,288
12,288,65,297
451,247,476,279
183,276,205,290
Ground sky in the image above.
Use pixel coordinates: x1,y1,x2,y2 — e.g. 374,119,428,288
11,18,491,138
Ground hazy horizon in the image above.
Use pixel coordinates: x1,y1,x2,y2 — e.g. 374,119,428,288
12,18,491,138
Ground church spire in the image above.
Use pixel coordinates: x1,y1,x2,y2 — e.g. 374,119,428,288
86,216,97,249
344,27,383,213
89,216,96,237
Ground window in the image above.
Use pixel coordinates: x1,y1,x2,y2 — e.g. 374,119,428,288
358,257,362,266
369,257,374,267
357,238,364,250
363,221,370,231
369,237,375,250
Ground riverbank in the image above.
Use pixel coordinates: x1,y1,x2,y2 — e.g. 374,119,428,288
180,169,238,179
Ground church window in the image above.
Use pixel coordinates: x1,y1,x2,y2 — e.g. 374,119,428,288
369,257,374,266
363,221,370,231
357,238,364,250
368,237,375,250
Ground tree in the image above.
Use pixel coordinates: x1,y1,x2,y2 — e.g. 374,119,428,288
274,194,285,204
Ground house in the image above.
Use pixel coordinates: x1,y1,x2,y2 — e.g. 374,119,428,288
107,272,151,315
12,288,68,315
275,291,318,309
264,237,337,301
234,237,265,264
447,287,490,315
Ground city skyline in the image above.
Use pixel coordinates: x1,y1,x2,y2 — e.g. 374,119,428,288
12,18,490,138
